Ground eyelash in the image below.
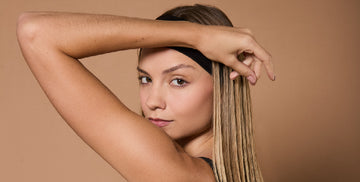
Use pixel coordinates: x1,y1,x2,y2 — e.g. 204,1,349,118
137,76,188,87
170,78,188,87
138,76,152,84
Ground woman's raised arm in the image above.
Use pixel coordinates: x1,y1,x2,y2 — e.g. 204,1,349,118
17,12,215,182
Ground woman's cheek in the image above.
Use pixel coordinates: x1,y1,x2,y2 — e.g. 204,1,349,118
172,85,212,119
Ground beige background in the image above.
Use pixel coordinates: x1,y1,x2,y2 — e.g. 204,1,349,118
1,0,359,181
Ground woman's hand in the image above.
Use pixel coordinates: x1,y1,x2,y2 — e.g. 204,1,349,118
195,25,275,84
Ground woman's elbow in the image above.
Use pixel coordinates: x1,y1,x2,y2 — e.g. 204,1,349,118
16,12,45,47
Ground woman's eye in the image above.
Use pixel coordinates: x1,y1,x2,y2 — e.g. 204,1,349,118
171,79,187,87
138,76,151,84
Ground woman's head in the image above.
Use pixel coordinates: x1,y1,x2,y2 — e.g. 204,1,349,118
138,4,263,182
138,47,213,141
138,4,233,140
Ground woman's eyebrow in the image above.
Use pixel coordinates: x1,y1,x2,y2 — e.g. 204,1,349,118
162,64,195,74
137,67,149,75
137,64,195,75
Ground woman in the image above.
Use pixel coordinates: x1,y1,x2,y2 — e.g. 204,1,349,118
17,4,274,182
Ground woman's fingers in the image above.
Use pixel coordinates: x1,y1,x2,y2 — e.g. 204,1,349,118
229,71,240,80
227,56,257,84
229,52,254,79
253,57,262,79
250,42,275,81
264,55,275,80
236,31,275,81
242,54,255,67
230,53,258,83
229,55,265,85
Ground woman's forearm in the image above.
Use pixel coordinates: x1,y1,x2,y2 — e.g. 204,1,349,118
17,12,274,83
17,12,201,59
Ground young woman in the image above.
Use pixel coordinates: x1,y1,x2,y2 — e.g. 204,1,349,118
17,4,275,182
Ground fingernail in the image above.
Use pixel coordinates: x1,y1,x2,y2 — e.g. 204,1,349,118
273,75,276,81
247,75,256,84
230,72,239,80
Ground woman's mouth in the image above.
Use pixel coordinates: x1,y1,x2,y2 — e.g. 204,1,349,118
148,118,173,127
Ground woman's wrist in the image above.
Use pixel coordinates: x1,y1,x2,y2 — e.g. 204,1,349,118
180,22,205,50
151,20,204,50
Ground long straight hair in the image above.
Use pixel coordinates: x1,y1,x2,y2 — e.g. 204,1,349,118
141,4,263,182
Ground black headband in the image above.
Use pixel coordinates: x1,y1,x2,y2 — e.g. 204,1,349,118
156,14,212,74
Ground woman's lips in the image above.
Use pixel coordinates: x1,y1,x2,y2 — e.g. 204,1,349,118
148,118,173,127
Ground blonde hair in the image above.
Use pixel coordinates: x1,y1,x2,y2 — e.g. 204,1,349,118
141,4,263,182
213,62,263,182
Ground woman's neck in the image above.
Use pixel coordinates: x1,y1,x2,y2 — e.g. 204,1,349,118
175,126,213,159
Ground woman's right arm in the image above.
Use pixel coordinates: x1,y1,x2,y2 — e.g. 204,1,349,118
17,12,200,58
17,12,218,182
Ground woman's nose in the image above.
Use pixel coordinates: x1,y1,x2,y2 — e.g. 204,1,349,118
145,87,166,110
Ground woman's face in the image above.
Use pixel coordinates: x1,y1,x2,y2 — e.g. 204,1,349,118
138,48,213,141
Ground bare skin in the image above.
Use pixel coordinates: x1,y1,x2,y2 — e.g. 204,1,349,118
17,12,274,182
139,48,214,159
